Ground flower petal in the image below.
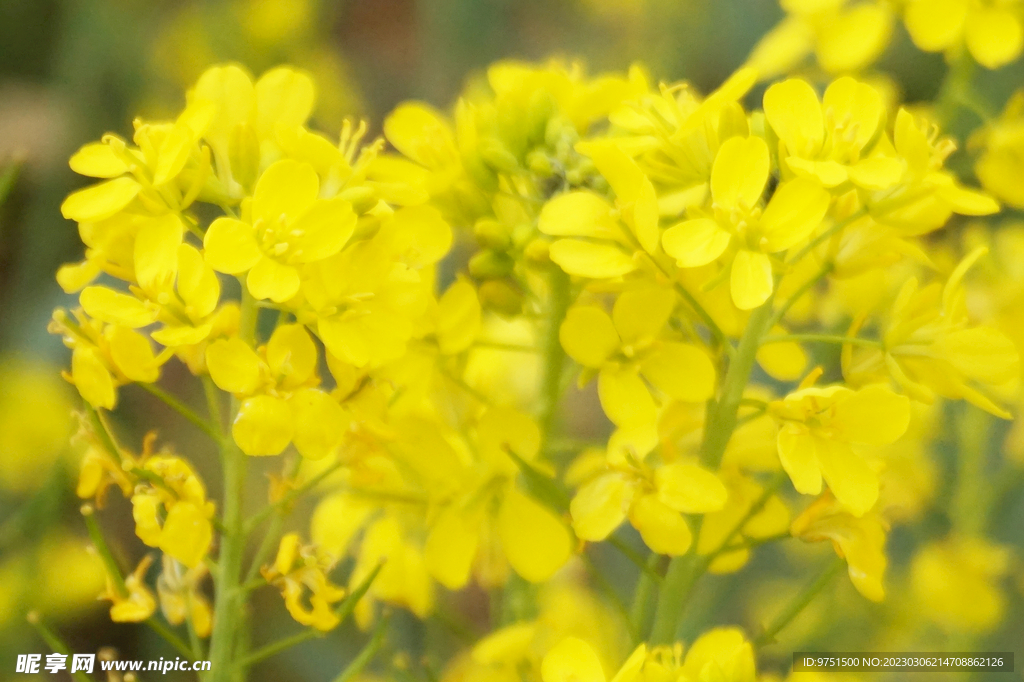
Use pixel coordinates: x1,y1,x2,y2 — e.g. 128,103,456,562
662,218,732,267
232,395,294,456
204,217,262,274
560,306,620,368
538,191,617,238
246,257,301,303
711,136,769,209
777,425,822,495
760,178,830,252
965,7,1023,69
498,488,572,583
251,159,319,225
640,342,716,402
655,462,728,513
816,439,879,517
629,493,693,555
61,177,140,222
548,239,636,278
763,79,824,157
570,473,631,541
597,367,657,429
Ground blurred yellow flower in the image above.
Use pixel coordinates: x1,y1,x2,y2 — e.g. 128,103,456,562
911,535,1011,632
903,0,1024,69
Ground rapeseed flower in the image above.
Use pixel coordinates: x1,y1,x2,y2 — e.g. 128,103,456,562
843,247,1020,417
559,286,716,434
903,0,1024,69
662,135,830,309
101,555,158,623
262,533,347,631
769,375,910,515
747,0,893,77
203,159,357,302
206,323,347,457
131,454,215,568
910,535,1011,632
791,493,888,601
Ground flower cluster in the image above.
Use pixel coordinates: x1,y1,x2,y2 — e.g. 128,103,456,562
47,9,1022,680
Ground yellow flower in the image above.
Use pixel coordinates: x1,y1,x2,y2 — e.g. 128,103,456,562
769,378,910,516
203,159,357,302
843,247,1020,418
763,77,904,191
130,454,215,568
537,142,660,279
570,451,728,556
662,135,830,309
102,555,158,623
0,359,73,494
542,627,755,682
191,64,316,199
609,67,756,218
421,408,573,588
903,0,1024,69
746,0,894,77
61,99,214,223
974,89,1024,209
791,493,888,601
867,109,999,234
156,555,213,638
559,286,716,435
49,309,166,409
205,323,347,458
911,535,1011,632
302,207,449,368
261,533,346,631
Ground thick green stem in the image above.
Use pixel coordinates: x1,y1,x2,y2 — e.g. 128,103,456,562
700,297,775,470
648,553,708,644
207,289,256,682
648,296,776,644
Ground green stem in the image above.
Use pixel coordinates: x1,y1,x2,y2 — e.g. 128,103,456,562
208,290,256,682
954,405,990,536
243,460,343,535
237,629,322,669
647,552,708,644
768,262,832,329
138,382,221,441
648,295,776,644
581,551,638,643
700,296,776,470
787,210,866,267
539,266,571,448
755,557,844,648
27,612,94,682
629,553,661,641
203,374,224,433
761,334,881,348
331,615,390,682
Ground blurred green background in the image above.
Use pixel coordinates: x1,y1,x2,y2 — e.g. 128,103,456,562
1,1,1023,680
